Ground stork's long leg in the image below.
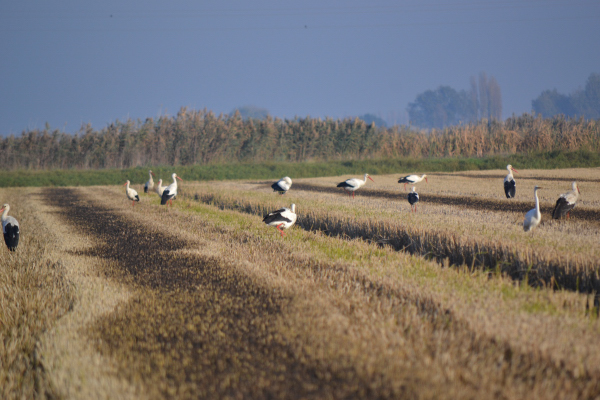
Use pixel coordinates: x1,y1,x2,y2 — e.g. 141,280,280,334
277,223,286,237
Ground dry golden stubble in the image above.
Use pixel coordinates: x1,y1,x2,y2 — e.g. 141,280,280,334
185,180,600,294
0,188,75,400
60,184,600,398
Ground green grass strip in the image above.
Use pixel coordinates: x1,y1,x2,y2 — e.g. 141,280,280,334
1,149,599,187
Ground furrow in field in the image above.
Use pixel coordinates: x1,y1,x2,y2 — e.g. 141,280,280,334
288,182,600,222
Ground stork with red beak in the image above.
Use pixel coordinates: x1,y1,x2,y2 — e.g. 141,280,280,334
337,174,374,199
263,204,297,237
552,181,580,219
398,174,427,191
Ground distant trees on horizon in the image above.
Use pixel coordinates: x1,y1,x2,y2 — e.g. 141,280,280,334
532,73,600,120
407,72,502,129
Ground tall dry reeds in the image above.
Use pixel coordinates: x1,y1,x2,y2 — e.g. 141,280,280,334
1,111,599,170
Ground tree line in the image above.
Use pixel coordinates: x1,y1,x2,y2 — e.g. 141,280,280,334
0,108,598,170
407,72,502,129
532,73,600,120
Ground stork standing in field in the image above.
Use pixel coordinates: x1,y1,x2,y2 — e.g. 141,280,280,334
337,174,374,199
398,174,427,191
407,186,419,212
144,170,155,193
124,180,140,206
263,204,297,237
552,181,580,219
271,176,292,195
155,179,165,197
503,164,518,198
1,204,19,251
523,186,543,233
161,173,183,206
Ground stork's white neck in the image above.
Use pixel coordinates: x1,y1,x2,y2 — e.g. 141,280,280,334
1,206,9,221
534,188,541,217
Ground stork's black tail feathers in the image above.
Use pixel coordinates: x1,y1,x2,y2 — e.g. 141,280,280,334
504,180,516,198
3,224,19,251
161,190,173,205
552,197,574,219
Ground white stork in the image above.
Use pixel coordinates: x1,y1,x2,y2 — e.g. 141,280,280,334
1,203,20,251
263,204,297,237
271,176,292,195
144,170,156,193
398,174,427,191
552,181,580,219
504,164,518,198
337,174,374,199
123,180,140,206
161,173,183,206
155,179,165,197
523,186,543,233
407,186,419,212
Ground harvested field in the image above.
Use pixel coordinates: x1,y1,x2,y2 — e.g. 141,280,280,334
2,167,600,398
186,168,600,294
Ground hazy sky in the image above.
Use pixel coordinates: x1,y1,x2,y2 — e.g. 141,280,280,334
1,0,599,136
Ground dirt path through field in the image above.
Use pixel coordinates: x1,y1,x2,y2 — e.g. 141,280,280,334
37,187,600,399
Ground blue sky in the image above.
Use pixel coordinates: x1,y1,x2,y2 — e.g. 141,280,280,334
1,0,599,135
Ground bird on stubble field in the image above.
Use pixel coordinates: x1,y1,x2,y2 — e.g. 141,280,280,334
124,180,140,206
161,173,183,206
272,176,292,195
263,204,297,237
398,174,427,191
144,170,155,194
155,178,165,197
337,173,374,199
552,181,580,220
1,204,20,251
523,186,543,233
504,164,518,198
407,186,419,212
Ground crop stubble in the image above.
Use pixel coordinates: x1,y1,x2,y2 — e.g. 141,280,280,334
32,184,600,399
191,170,600,295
